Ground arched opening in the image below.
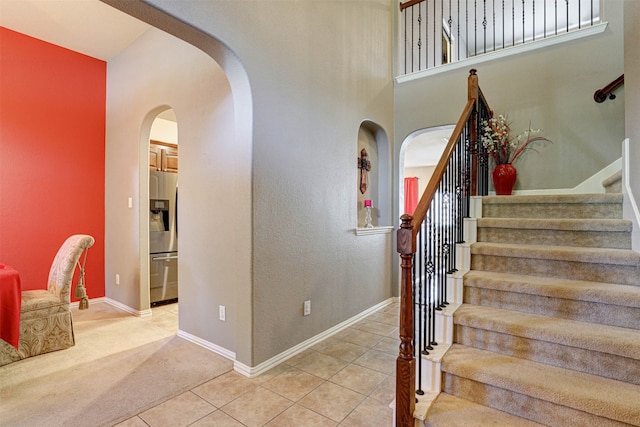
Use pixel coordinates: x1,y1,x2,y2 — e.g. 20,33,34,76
399,125,454,216
148,109,179,308
102,1,254,367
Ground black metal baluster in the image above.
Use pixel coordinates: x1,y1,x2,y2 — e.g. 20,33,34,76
533,0,536,41
502,0,505,49
427,207,435,350
522,0,525,44
415,226,424,396
512,0,515,46
482,0,487,54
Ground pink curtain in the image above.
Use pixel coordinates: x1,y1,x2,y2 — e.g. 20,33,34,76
404,177,419,215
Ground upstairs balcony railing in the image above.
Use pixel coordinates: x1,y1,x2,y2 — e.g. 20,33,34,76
400,0,601,75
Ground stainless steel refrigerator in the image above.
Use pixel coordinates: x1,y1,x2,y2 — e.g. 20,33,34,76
149,170,178,305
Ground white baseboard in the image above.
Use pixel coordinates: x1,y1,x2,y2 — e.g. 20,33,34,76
234,298,396,378
103,297,152,317
177,330,236,361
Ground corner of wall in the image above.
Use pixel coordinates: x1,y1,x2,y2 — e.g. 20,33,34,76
622,138,640,251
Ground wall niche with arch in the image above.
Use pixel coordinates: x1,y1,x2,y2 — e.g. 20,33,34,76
356,120,393,235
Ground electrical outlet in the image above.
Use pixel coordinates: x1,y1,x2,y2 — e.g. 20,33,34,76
219,305,226,321
303,300,311,316
115,274,120,285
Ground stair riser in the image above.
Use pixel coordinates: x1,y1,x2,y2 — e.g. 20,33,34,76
470,255,640,287
482,203,622,219
442,374,630,427
476,228,631,249
463,286,640,330
454,325,640,385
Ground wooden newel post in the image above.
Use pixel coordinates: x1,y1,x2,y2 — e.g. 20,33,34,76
396,214,416,427
468,69,479,197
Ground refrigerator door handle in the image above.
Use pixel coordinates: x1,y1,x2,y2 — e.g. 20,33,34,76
152,255,179,261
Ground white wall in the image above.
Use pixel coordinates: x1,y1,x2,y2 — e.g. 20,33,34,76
104,0,395,368
105,28,248,356
624,0,640,250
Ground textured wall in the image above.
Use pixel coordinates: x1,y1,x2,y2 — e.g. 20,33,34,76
394,1,625,196
105,28,244,356
103,0,395,367
0,27,105,298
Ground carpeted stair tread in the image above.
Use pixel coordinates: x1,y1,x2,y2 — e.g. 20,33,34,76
477,217,632,232
463,270,640,308
441,344,640,425
471,242,640,265
424,393,546,427
481,193,623,219
453,304,640,360
482,193,623,206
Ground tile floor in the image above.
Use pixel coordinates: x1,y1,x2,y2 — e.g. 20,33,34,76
115,302,399,427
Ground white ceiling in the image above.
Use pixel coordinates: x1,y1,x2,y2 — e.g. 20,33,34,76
0,0,149,61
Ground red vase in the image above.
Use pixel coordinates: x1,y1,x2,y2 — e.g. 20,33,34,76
492,163,517,195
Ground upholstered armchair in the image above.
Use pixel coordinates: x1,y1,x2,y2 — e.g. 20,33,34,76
0,234,95,366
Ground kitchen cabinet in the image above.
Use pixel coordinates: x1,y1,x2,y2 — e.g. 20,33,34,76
150,141,178,173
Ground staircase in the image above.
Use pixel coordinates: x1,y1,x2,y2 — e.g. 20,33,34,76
424,193,640,426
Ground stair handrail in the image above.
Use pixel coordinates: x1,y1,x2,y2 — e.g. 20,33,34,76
594,74,624,103
395,69,492,427
399,0,424,10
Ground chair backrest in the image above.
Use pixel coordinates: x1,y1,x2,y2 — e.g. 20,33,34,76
47,235,95,304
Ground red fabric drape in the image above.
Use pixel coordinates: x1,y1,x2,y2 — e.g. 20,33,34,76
404,177,419,215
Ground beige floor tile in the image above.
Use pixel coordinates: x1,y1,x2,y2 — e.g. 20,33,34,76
311,336,340,352
352,319,397,336
221,387,293,427
138,391,215,427
265,404,337,426
284,348,317,367
353,349,396,374
369,374,396,405
339,397,394,427
190,410,245,426
317,340,368,363
372,336,400,355
112,416,149,427
262,367,324,401
329,363,387,396
296,351,349,379
250,362,291,385
368,311,399,326
192,371,255,407
338,329,385,348
299,382,365,423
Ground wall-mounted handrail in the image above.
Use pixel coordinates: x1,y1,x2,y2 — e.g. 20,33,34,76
395,69,492,427
594,74,624,103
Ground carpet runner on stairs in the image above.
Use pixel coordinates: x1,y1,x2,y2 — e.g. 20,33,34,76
423,193,640,427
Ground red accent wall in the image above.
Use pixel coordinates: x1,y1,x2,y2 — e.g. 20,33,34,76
0,27,105,299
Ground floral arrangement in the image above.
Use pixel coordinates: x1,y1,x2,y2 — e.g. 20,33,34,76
480,114,552,165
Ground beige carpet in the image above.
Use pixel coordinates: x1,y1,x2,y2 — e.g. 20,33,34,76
0,303,233,427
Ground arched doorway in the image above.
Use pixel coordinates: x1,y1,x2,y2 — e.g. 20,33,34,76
399,125,454,217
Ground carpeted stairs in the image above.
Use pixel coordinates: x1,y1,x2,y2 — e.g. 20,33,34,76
424,193,640,426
